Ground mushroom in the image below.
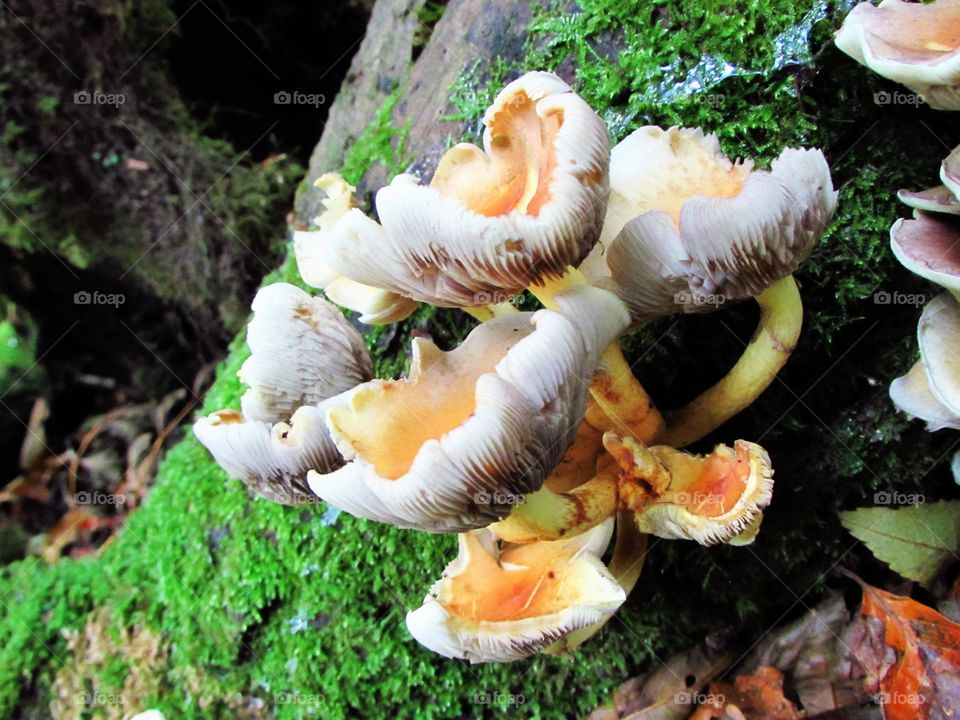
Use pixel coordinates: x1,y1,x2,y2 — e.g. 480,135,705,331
307,285,630,532
890,293,960,430
603,432,774,546
194,283,373,504
294,173,418,324
581,126,837,446
405,518,624,663
316,72,610,308
835,0,960,111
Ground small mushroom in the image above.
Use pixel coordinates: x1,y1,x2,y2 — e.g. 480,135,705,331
581,127,836,447
294,173,418,324
835,0,960,111
194,284,373,504
891,293,960,429
317,72,610,307
603,432,774,546
308,286,630,532
405,518,623,663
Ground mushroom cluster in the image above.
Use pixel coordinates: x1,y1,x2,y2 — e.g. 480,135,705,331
196,72,837,662
889,143,960,478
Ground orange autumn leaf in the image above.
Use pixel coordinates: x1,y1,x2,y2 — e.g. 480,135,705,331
857,581,960,720
690,666,803,720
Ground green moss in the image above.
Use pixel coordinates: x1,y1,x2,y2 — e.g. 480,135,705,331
4,0,960,716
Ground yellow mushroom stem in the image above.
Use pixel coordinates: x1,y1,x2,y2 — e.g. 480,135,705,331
490,466,618,543
463,301,518,321
530,268,665,444
543,510,648,656
659,274,802,448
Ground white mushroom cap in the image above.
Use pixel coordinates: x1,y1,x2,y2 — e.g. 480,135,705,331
581,127,837,322
193,403,341,505
918,293,960,417
405,519,623,663
319,72,611,307
238,283,373,423
308,286,630,532
835,0,960,111
890,360,960,431
294,174,417,324
943,144,960,200
891,212,960,303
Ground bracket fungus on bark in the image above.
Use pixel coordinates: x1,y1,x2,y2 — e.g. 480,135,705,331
316,72,610,308
835,0,960,111
604,433,774,546
308,286,629,532
405,519,623,663
293,173,418,324
194,283,373,504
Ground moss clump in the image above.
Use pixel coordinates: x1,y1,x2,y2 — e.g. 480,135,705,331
3,0,960,717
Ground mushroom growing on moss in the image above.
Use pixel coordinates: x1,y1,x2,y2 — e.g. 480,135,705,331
405,519,623,663
581,126,837,446
294,174,418,324
890,293,960,430
308,286,629,532
194,283,373,504
315,72,611,308
835,0,960,111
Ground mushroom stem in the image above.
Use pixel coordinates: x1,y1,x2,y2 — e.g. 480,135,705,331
542,511,647,655
463,302,517,322
660,274,802,448
490,468,618,543
531,269,665,443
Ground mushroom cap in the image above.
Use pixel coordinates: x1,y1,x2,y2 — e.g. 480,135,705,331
308,286,630,532
582,126,836,322
918,293,960,417
604,433,774,546
890,212,960,302
889,360,960,431
237,283,373,424
405,519,623,663
294,174,417,324
953,449,960,484
835,0,960,111
193,403,342,505
320,72,611,307
943,144,960,200
897,186,960,216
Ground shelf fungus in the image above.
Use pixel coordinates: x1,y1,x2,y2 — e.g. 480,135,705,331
603,433,773,546
308,286,630,532
405,519,624,663
890,293,960,431
581,126,836,447
835,0,960,111
894,145,960,301
293,173,418,324
194,284,374,504
315,72,610,308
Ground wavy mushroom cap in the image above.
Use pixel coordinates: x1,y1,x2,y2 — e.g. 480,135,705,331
891,212,960,302
308,286,630,532
238,283,373,423
897,185,960,216
193,404,341,505
320,72,610,307
604,433,773,546
835,0,960,110
581,126,837,323
294,173,417,324
405,519,623,663
890,360,960,431
944,144,960,199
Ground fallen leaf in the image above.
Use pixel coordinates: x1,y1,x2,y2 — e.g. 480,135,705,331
689,666,803,720
852,580,960,720
840,501,960,588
